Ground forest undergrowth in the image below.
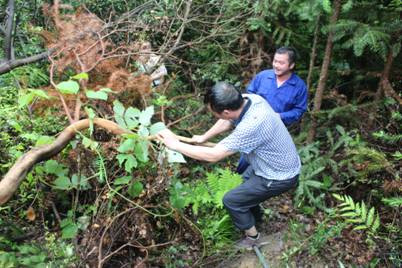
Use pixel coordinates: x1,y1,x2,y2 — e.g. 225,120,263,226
0,1,401,267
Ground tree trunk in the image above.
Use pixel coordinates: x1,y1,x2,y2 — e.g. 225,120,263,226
306,13,321,90
3,0,15,61
375,49,394,102
374,47,401,105
307,0,342,143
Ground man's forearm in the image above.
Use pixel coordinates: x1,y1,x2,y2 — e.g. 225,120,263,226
174,142,232,162
202,119,232,141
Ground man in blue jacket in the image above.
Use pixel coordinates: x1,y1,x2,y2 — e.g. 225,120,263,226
247,46,308,125
237,47,308,174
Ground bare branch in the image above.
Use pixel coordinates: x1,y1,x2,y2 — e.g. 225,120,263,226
0,50,52,74
48,54,75,124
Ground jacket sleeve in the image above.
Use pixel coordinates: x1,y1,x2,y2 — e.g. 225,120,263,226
246,73,261,94
279,82,308,125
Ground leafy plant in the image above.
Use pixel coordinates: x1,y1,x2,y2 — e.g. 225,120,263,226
60,210,90,239
0,228,76,268
333,194,380,234
308,221,345,255
382,197,402,208
206,168,243,209
372,130,402,144
169,168,243,249
188,168,242,213
341,146,393,181
295,142,330,211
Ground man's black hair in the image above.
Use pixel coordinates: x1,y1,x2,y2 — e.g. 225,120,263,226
275,46,298,65
204,82,243,113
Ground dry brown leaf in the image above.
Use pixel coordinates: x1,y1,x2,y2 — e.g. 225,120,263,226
26,206,36,221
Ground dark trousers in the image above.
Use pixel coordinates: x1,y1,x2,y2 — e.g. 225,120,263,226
222,167,298,230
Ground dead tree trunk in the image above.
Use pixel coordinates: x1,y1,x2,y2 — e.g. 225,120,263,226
307,0,342,143
0,118,129,205
0,118,213,205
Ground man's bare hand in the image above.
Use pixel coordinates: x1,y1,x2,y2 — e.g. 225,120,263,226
156,129,180,150
188,134,208,144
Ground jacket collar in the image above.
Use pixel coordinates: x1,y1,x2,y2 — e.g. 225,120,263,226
267,70,297,86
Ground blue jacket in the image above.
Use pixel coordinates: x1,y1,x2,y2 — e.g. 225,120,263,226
246,69,308,125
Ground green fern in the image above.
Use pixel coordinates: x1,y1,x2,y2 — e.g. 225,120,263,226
372,130,402,144
333,19,390,58
341,146,392,181
333,194,380,233
94,154,107,183
382,197,402,208
181,168,242,215
190,183,212,214
206,168,243,208
295,142,330,211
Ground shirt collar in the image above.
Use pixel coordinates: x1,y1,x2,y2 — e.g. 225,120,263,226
286,73,297,85
266,70,297,86
233,98,251,126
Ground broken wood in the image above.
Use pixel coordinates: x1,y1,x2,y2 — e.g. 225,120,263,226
0,118,214,205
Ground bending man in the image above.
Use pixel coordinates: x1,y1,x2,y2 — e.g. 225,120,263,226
157,82,300,250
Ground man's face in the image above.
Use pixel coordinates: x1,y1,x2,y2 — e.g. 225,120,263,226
272,53,294,77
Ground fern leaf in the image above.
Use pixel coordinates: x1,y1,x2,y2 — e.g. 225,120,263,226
371,213,380,232
207,172,220,194
366,207,375,227
334,194,380,235
355,202,361,215
382,197,402,207
305,179,324,188
353,224,368,231
345,218,363,223
339,206,354,212
347,196,355,210
333,194,343,201
341,212,358,217
361,201,367,222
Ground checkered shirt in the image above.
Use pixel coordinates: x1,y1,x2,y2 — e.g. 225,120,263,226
218,94,301,180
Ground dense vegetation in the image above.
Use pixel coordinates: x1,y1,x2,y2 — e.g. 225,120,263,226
0,0,400,267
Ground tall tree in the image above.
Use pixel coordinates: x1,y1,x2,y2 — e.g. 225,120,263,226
307,0,342,142
306,13,321,90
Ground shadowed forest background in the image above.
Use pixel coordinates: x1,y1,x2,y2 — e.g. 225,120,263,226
0,0,401,267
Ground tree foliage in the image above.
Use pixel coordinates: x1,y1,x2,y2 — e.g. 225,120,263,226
0,0,401,267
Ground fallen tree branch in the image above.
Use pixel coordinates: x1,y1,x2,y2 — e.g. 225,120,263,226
0,118,214,205
0,50,52,74
0,118,128,205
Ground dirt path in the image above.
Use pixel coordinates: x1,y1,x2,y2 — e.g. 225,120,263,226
219,231,326,268
219,232,285,268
